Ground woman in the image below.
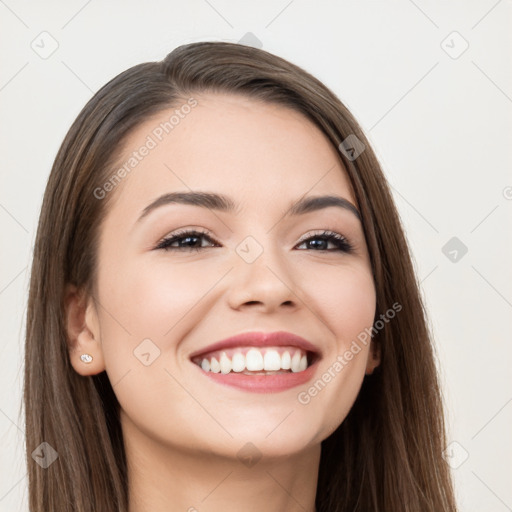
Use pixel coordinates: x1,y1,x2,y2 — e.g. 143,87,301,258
24,41,458,511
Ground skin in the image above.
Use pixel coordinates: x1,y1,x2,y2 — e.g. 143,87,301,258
65,93,380,512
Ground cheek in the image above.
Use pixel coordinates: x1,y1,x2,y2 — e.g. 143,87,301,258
100,255,218,339
293,263,376,440
300,262,376,338
95,255,223,390
94,257,217,440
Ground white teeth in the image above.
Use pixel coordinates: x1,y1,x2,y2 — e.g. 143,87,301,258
281,351,291,370
263,349,281,371
291,351,302,373
219,352,232,374
231,352,245,372
210,357,221,373
197,347,310,374
246,348,264,371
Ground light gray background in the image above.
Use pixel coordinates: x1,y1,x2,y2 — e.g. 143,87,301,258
1,1,511,511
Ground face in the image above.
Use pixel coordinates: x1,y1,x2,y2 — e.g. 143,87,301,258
68,92,379,459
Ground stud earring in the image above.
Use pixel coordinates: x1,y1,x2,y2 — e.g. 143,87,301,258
80,353,93,364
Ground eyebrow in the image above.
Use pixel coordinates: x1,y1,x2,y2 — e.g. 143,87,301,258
137,191,361,223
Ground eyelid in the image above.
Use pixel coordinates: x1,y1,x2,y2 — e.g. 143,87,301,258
297,229,347,243
157,227,212,241
297,229,354,252
154,227,217,250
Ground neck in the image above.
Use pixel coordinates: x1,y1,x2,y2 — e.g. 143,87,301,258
123,414,320,512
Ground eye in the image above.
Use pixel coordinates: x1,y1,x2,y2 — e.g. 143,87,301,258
154,229,219,252
295,230,353,253
154,228,354,253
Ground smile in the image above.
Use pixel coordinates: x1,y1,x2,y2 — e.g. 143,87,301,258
188,330,321,393
192,346,310,374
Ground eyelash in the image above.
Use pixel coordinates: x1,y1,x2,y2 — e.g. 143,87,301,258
154,229,354,253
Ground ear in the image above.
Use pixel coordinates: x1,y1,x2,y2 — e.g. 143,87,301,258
365,339,381,375
64,284,106,376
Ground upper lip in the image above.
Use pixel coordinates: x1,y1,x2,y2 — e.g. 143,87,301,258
189,330,321,360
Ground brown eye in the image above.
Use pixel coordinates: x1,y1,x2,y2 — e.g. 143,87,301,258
295,231,353,253
155,229,218,251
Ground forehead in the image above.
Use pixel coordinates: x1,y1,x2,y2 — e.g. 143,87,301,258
105,92,356,220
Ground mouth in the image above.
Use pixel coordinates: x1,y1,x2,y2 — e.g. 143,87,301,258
191,346,317,375
188,331,321,393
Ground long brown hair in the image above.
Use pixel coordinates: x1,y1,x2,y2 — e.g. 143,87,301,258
24,41,457,511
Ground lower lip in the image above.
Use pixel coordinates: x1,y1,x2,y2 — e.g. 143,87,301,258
193,361,319,393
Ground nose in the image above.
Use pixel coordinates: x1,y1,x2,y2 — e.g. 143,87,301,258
225,242,298,313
